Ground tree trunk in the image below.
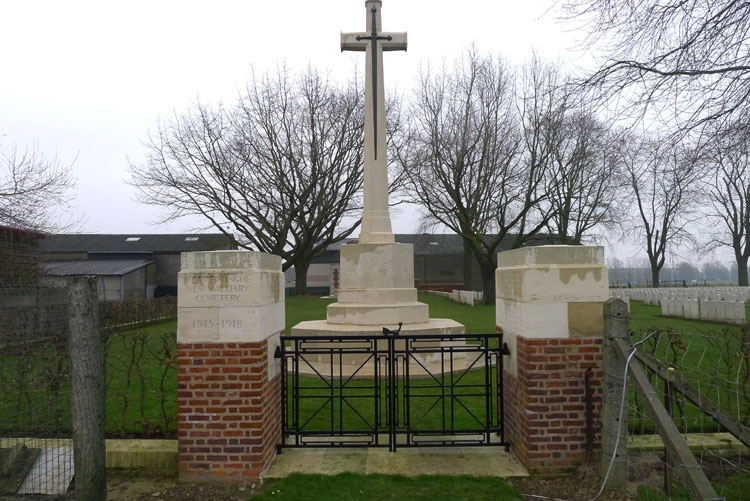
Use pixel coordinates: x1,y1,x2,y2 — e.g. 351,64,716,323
68,277,106,501
738,255,749,286
651,264,660,288
294,260,310,296
463,239,474,290
480,259,496,305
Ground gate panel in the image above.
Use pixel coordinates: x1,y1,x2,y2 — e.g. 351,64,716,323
393,334,506,449
280,332,509,451
281,335,389,448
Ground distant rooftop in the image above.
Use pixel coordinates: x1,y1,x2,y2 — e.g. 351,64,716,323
39,233,235,253
43,259,156,276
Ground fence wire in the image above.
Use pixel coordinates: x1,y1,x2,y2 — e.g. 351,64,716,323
625,327,749,500
0,284,74,497
0,283,177,498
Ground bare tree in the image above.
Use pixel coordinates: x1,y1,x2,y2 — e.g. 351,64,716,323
558,0,750,136
0,140,76,231
400,50,561,301
130,66,368,294
705,126,750,285
546,112,624,244
620,136,702,287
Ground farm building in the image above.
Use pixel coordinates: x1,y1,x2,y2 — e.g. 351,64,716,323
39,233,235,300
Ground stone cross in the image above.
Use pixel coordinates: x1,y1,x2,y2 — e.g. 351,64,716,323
342,0,406,244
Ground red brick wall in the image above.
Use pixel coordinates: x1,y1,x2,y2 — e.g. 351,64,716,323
503,335,603,474
177,338,281,480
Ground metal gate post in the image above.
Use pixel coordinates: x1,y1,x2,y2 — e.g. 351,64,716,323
277,341,286,453
387,331,396,451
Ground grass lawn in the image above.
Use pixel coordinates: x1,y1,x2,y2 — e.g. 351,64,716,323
255,472,521,500
285,295,335,334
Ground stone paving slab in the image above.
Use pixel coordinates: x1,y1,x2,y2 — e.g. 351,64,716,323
264,447,529,478
0,439,177,470
17,446,74,495
628,432,749,455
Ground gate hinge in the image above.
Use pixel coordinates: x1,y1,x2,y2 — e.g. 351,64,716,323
500,342,511,356
274,345,283,359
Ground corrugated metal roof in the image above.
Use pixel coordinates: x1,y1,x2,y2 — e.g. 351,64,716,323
395,234,466,255
43,259,156,276
311,233,556,262
39,233,235,253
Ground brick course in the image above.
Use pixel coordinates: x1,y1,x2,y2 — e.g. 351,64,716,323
177,338,280,480
503,335,603,473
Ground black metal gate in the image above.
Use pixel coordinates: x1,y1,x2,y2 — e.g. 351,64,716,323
278,329,510,451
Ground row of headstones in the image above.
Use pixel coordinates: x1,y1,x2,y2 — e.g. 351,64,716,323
660,296,747,324
611,287,750,306
450,289,483,306
609,288,748,324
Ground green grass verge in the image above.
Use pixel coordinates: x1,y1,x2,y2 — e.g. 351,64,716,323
255,472,522,500
637,472,750,501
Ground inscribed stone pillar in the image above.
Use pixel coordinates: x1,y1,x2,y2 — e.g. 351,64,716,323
176,251,284,481
496,245,608,474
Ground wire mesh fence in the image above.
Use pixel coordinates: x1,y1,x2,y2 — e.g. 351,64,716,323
615,326,750,500
104,329,177,438
0,281,178,498
0,284,74,496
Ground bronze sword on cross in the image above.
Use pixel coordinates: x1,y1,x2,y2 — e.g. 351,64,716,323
341,2,407,161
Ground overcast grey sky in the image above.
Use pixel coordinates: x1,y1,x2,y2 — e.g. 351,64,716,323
1,0,586,231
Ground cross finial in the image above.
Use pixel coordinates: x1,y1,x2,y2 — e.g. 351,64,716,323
341,1,406,244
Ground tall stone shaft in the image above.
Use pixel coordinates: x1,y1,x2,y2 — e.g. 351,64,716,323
341,0,406,244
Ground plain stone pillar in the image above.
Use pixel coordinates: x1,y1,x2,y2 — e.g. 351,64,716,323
176,251,284,481
600,299,629,488
497,245,609,474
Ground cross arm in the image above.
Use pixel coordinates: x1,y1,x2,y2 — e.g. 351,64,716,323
340,32,408,52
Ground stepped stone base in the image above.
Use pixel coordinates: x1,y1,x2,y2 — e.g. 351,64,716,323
292,318,464,337
290,318,466,377
330,242,431,324
327,302,429,325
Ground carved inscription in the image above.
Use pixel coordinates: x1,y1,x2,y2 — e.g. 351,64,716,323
192,319,243,329
187,274,253,304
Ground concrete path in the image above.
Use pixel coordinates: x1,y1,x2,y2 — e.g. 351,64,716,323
264,447,529,478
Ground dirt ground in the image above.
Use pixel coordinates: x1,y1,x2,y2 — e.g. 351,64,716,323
107,470,261,501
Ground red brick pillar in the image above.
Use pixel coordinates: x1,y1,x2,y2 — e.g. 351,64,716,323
176,251,284,481
496,246,608,474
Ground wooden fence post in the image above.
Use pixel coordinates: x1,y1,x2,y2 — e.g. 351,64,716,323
68,277,106,501
600,298,629,489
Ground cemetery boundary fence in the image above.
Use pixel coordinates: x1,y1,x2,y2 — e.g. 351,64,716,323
601,299,749,500
0,279,176,498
